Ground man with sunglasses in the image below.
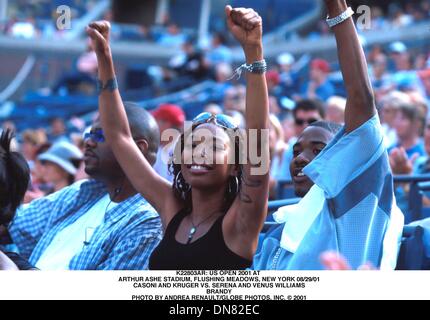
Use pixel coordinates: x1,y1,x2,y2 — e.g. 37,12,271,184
272,99,326,185
2,103,162,270
293,99,325,137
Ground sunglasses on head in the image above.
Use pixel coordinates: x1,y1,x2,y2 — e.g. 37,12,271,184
192,112,238,130
84,128,105,143
295,118,318,126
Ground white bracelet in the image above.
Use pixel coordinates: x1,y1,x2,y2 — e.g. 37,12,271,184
228,59,267,80
326,7,354,28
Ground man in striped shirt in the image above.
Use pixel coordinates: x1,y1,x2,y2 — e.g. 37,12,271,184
4,103,162,270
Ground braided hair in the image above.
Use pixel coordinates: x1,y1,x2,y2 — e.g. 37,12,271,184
169,122,244,213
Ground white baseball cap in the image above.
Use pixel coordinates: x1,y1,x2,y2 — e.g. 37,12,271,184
38,141,83,175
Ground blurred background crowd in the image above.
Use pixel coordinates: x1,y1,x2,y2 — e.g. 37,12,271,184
1,0,430,226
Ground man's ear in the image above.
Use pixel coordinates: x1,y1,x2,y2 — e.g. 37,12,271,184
135,139,149,154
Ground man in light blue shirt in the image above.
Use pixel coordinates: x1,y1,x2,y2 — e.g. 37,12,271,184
253,0,404,270
253,117,404,270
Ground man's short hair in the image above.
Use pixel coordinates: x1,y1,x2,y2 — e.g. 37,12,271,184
293,99,326,119
309,120,342,136
123,102,160,165
398,103,425,136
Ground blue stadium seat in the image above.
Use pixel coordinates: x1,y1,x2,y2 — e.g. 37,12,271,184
396,219,430,270
275,179,296,200
394,174,430,223
418,181,430,219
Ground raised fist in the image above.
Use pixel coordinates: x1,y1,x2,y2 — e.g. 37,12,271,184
86,20,111,56
225,5,262,48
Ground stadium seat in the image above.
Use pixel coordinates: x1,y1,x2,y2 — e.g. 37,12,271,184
275,179,296,200
394,174,430,223
418,181,430,219
396,218,430,270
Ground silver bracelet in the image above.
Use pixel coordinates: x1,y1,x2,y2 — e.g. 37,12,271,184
326,7,354,28
229,59,267,80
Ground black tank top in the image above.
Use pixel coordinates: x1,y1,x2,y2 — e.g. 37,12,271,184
149,208,252,270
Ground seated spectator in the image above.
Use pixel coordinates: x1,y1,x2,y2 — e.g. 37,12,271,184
369,6,389,30
268,114,289,199
223,86,246,114
391,8,414,28
280,114,296,146
24,143,52,204
278,99,326,181
2,103,162,270
212,63,234,96
389,106,427,217
389,42,412,72
206,32,233,65
389,103,426,159
292,99,325,142
418,69,430,100
326,96,346,124
36,141,83,195
157,22,187,47
299,58,335,102
370,53,393,99
390,117,430,210
266,71,284,101
276,52,298,99
253,0,403,270
48,118,69,143
53,38,97,95
169,39,211,81
268,96,282,116
20,129,47,169
152,103,185,182
214,63,233,83
379,91,410,147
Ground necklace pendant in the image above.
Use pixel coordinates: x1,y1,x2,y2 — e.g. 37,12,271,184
189,227,196,236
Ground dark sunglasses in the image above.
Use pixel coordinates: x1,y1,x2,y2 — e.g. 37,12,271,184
295,118,318,126
192,112,238,130
84,129,105,143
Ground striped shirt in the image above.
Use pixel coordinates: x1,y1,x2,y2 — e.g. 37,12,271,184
9,179,162,270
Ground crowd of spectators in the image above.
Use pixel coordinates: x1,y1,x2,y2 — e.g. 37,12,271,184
3,1,430,272
3,36,430,220
308,1,430,39
0,1,430,271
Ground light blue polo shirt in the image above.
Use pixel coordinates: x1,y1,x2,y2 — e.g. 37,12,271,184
253,115,404,270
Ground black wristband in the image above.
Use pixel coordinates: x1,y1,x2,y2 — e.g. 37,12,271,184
96,77,118,95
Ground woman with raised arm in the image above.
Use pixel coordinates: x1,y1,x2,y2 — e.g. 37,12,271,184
253,0,404,270
86,6,269,270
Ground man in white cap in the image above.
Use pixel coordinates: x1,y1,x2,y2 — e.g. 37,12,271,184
277,52,297,99
389,41,411,72
37,141,83,194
